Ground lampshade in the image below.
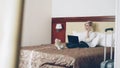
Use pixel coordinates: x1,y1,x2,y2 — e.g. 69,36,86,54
56,24,62,29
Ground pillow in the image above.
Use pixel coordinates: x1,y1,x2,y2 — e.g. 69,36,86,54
99,33,115,47
72,31,85,42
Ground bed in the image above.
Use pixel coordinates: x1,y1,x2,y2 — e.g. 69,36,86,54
19,16,115,68
19,44,112,68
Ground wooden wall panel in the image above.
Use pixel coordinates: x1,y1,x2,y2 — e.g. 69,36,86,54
52,18,66,43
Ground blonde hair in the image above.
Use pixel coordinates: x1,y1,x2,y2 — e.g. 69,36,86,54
85,21,95,31
85,21,93,26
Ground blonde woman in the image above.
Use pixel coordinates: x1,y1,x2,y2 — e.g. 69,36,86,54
79,21,97,47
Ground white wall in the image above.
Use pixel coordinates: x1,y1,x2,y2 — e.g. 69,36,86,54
52,0,115,17
0,0,23,68
114,0,120,67
22,0,51,46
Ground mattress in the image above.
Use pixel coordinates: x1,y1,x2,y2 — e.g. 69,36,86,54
19,44,112,68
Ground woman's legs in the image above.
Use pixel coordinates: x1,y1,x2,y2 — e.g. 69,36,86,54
78,41,89,48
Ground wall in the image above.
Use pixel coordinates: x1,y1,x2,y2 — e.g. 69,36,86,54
114,0,120,67
52,0,115,17
66,22,115,34
22,0,51,46
0,0,23,68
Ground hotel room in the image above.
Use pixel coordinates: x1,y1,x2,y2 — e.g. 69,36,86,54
0,0,120,68
19,0,116,68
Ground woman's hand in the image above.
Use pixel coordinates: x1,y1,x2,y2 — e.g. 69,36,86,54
86,30,89,38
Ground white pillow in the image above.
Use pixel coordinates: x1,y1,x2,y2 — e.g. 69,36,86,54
99,33,115,47
72,31,85,41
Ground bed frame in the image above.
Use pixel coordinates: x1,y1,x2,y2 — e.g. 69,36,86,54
52,16,115,43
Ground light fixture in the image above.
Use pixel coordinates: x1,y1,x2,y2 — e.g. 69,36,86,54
56,23,62,32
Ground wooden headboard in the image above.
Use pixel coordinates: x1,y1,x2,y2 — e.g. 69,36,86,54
52,16,115,43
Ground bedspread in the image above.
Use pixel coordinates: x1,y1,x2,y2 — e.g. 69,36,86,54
19,44,112,68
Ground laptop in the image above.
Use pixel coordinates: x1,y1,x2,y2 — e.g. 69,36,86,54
68,35,79,44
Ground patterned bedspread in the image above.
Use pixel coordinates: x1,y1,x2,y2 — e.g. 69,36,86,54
19,44,111,68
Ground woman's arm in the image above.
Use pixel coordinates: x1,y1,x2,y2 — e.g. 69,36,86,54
85,31,96,43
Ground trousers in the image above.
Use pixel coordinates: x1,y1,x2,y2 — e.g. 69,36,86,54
66,41,89,48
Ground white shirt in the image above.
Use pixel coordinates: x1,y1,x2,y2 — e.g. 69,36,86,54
82,31,97,47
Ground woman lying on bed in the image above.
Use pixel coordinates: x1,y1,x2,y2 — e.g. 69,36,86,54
67,21,97,48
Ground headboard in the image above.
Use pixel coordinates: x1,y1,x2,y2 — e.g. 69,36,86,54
52,16,115,43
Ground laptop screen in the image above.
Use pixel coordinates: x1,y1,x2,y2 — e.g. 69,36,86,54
68,35,79,43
